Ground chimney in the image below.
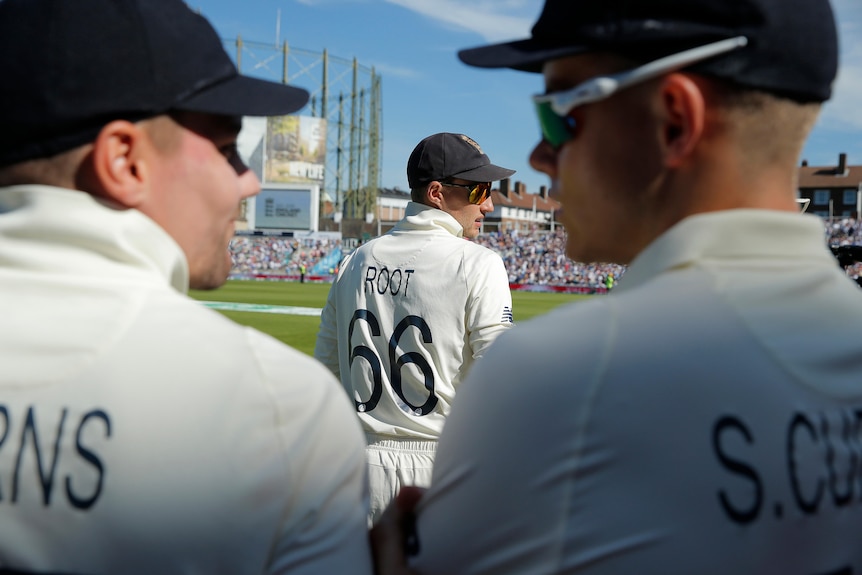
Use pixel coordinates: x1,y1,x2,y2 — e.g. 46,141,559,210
499,178,510,198
515,181,526,196
539,185,548,199
838,153,847,175
801,159,808,167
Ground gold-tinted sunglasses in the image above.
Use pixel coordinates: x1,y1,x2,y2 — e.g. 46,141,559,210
441,181,492,204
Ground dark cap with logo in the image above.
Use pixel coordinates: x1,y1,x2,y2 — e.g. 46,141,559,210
407,133,516,189
458,0,838,103
0,0,310,167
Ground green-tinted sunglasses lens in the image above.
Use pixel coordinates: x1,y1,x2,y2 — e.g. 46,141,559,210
534,100,574,148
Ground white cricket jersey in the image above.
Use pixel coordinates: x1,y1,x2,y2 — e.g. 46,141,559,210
0,185,372,575
412,210,862,575
315,202,513,440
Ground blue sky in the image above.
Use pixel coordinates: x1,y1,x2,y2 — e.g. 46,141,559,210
192,0,862,196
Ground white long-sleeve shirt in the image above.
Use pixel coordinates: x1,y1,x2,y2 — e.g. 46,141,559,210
315,202,513,439
0,185,372,575
412,209,862,575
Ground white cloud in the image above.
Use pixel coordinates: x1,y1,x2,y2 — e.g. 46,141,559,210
294,0,368,5
369,61,422,79
382,0,537,43
816,0,862,131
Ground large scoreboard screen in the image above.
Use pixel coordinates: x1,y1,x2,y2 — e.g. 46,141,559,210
248,184,319,232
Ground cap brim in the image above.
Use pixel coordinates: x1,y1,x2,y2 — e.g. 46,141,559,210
458,38,591,73
458,21,742,73
175,74,310,117
453,164,516,183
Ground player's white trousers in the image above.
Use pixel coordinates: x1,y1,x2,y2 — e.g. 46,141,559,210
366,433,436,525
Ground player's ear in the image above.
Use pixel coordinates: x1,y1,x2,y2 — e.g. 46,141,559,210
89,120,150,208
657,73,705,168
426,181,445,210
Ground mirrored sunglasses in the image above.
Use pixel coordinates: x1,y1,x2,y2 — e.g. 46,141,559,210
532,36,748,149
442,181,492,204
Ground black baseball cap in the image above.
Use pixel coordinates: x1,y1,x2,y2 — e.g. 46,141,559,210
407,133,516,189
0,0,310,167
458,0,838,103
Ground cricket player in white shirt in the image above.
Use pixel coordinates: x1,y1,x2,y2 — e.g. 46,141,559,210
0,0,372,572
370,0,862,573
315,132,515,524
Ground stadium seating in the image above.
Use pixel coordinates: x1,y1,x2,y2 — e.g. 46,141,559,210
229,219,862,287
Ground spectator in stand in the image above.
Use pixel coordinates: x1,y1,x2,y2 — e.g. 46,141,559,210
474,228,625,288
230,236,296,275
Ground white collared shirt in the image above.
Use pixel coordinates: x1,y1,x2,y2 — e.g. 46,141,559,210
0,185,372,575
315,201,514,439
413,209,862,574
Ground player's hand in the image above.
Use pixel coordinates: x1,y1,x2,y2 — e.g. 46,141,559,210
371,485,425,575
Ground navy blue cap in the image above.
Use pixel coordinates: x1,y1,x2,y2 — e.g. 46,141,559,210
0,0,310,167
407,133,515,189
458,0,838,103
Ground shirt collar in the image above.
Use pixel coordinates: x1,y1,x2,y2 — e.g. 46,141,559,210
615,209,831,292
0,185,189,292
394,201,464,238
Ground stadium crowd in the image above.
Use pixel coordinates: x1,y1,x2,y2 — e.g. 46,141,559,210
229,219,862,287
474,229,623,288
230,236,341,277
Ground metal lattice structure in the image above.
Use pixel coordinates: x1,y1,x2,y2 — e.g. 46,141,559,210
223,36,382,223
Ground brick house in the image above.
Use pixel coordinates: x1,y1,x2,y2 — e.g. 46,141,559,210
797,153,862,219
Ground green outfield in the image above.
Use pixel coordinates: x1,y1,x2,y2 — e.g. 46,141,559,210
189,280,590,356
